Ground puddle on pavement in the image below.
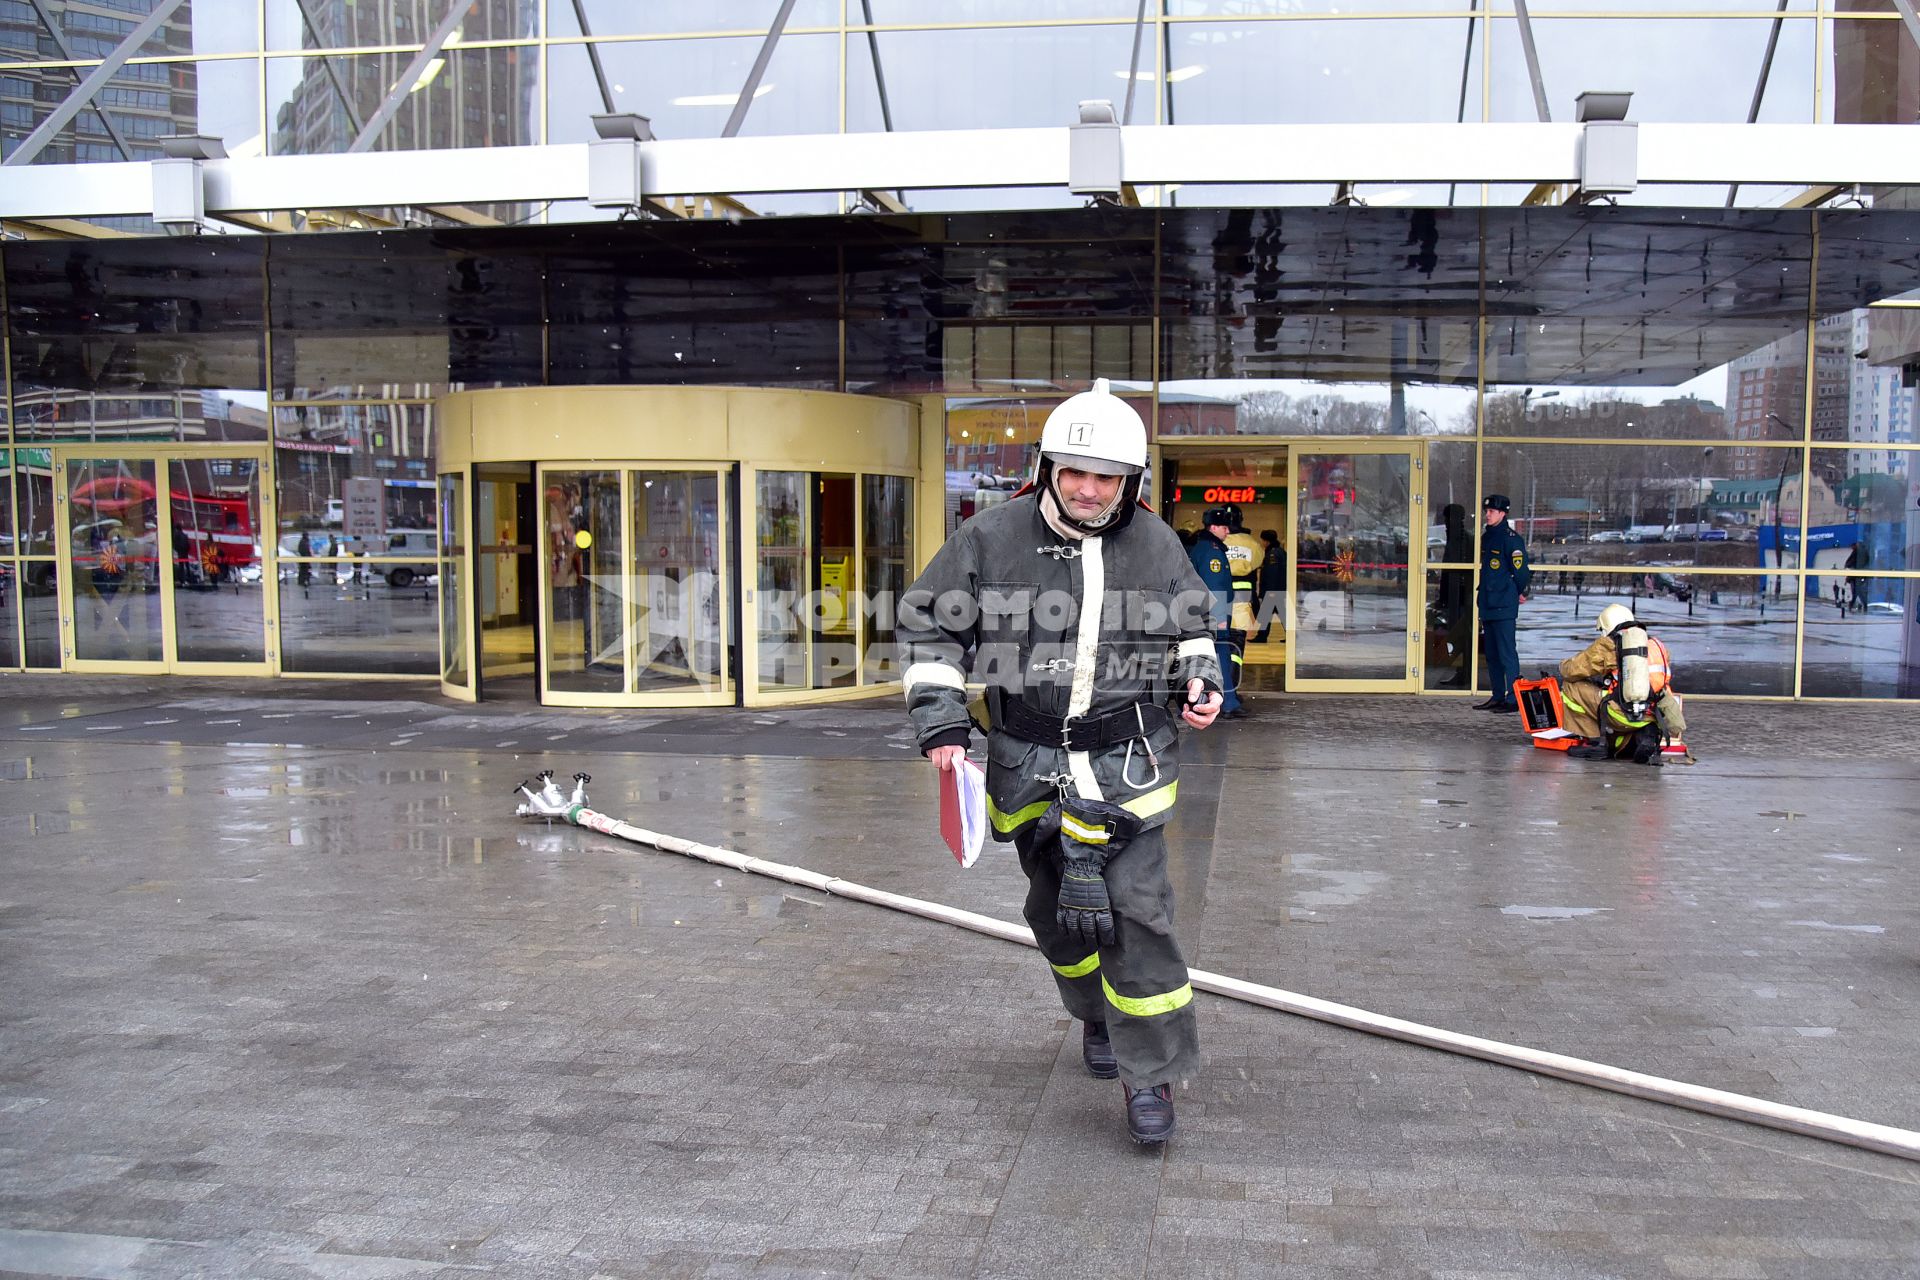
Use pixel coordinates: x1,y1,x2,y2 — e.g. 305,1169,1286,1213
1288,853,1387,908
1499,905,1612,920
1790,920,1886,934
3,813,70,837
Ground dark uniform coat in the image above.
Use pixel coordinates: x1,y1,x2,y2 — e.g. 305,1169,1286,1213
1477,521,1532,619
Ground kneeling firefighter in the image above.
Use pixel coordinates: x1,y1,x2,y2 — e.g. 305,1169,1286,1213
898,378,1225,1145
1557,603,1688,763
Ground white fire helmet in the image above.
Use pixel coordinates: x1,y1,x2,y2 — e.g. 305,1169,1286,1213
1596,603,1637,634
1037,379,1148,478
1033,380,1148,533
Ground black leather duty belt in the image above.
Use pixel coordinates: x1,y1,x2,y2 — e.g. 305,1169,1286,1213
1000,697,1170,752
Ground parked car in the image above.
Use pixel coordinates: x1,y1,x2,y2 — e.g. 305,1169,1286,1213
1652,573,1694,603
1627,525,1667,544
1697,528,1729,542
1866,601,1905,617
371,529,438,588
1590,530,1627,544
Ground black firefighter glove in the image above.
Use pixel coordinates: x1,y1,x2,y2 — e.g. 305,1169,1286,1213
1041,797,1145,949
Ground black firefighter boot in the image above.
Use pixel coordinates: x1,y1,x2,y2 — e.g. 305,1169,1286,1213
1082,1020,1117,1079
1124,1081,1176,1144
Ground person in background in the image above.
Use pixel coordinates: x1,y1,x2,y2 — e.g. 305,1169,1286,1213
1253,528,1285,643
1473,494,1530,713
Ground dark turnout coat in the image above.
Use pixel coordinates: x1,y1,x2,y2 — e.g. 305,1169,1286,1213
898,495,1223,839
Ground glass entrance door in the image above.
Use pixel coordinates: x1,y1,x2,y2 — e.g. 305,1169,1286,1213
63,456,162,667
1287,445,1422,691
536,464,732,706
58,450,271,673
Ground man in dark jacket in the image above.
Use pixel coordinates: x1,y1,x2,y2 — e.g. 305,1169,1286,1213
1474,494,1531,712
1188,506,1245,718
898,379,1223,1145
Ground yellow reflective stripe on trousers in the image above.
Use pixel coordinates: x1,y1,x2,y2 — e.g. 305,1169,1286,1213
1120,781,1177,821
1102,974,1194,1018
988,795,1051,834
1052,951,1101,979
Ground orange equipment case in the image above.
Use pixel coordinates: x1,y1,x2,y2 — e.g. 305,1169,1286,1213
1512,675,1578,751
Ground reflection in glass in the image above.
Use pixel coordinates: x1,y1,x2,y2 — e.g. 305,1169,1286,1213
0,450,14,548
13,456,56,558
1423,570,1474,691
629,471,726,694
861,473,912,683
1807,448,1916,577
544,469,622,694
1491,16,1815,125
440,472,468,689
758,470,809,692
945,396,1150,536
274,405,436,541
169,457,267,664
268,47,537,157
0,568,17,668
66,458,162,663
23,560,58,668
1292,452,1412,682
547,36,836,145
6,239,265,407
848,24,1137,132
0,56,261,168
551,1,836,38
813,474,857,689
1160,209,1481,401
1481,442,1804,572
1830,12,1918,126
267,0,537,50
1427,440,1476,542
1801,576,1920,698
1167,19,1481,126
1517,571,1796,697
277,578,439,674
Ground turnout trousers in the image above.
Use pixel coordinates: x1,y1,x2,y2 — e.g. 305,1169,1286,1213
1015,822,1199,1089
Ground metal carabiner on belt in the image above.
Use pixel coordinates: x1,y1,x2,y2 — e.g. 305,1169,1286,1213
1121,703,1162,791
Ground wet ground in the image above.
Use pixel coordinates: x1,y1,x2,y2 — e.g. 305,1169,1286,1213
1,675,1917,1278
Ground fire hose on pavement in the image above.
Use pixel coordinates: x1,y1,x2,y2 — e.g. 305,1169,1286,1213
515,770,1920,1165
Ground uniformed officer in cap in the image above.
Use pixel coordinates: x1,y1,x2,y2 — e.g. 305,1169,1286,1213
1474,494,1531,712
897,379,1224,1145
1188,505,1247,718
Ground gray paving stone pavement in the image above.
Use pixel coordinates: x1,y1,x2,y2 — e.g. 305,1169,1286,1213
0,674,1917,1278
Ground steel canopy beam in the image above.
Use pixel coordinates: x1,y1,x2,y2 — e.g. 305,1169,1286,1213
10,123,1920,220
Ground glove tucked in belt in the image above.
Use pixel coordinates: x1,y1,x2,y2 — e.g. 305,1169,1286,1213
1039,797,1145,948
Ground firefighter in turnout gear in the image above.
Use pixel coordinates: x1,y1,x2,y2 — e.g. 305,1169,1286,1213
899,378,1224,1145
1558,603,1689,763
1189,506,1248,718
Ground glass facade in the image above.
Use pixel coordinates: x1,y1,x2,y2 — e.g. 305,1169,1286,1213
8,3,1916,210
3,3,1920,703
